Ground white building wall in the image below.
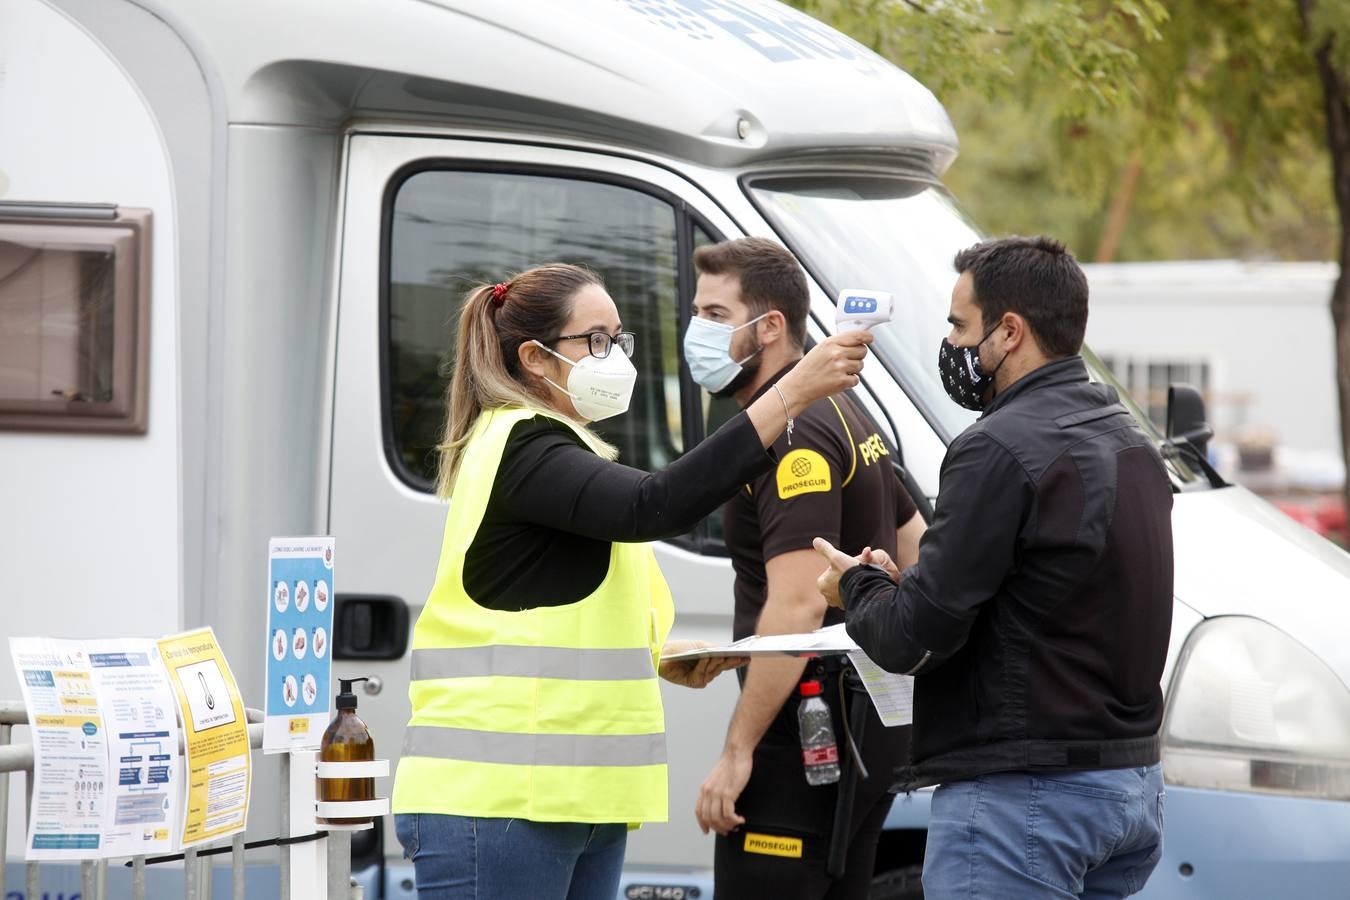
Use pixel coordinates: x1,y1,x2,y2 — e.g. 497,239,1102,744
0,0,181,857
1084,261,1341,478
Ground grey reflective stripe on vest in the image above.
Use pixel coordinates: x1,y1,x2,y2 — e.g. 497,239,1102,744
403,725,667,767
410,646,656,682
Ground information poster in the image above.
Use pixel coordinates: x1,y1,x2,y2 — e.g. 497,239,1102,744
157,627,251,848
10,638,108,859
262,537,335,753
86,640,182,857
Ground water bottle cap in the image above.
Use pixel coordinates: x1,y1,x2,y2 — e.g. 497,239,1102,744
799,680,822,697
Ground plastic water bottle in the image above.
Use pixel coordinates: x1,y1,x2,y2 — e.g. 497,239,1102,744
798,680,841,785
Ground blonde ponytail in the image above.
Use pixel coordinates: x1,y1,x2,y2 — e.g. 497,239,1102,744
434,265,617,497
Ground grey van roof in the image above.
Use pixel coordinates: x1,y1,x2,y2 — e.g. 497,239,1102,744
170,0,958,172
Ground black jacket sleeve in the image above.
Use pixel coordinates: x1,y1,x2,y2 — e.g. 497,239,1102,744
494,412,774,543
841,432,1032,674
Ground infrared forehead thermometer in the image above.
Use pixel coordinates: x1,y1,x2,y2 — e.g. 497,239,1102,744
835,289,893,332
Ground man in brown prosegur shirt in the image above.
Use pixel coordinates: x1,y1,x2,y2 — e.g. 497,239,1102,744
685,238,926,899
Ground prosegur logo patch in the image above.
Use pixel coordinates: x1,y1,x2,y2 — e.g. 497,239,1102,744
777,449,830,499
744,831,803,858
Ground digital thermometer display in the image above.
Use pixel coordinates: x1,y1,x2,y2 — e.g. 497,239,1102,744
834,289,893,332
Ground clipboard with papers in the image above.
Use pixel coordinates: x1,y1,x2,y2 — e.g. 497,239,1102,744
659,622,859,660
660,624,914,726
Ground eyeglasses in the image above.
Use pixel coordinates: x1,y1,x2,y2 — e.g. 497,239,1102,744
555,330,636,360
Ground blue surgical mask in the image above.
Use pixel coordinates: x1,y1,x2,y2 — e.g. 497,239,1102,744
683,313,768,392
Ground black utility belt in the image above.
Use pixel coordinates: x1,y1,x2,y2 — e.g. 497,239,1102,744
807,655,868,695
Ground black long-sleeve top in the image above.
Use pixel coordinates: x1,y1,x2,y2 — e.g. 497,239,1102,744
839,358,1173,788
463,412,774,611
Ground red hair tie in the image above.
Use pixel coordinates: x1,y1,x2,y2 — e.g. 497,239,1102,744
490,282,511,306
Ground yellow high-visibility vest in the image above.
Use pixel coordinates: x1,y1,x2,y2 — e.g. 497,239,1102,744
392,407,675,824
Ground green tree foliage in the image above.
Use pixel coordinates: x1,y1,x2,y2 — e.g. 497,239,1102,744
786,0,1337,260
790,0,1350,521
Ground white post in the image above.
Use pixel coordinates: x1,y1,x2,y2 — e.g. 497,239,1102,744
0,721,10,890
185,845,200,900
231,832,246,900
80,859,95,899
285,750,324,900
24,770,38,900
279,754,289,900
200,846,213,900
314,760,389,900
325,830,351,899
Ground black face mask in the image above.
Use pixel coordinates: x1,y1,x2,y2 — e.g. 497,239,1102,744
938,325,1004,411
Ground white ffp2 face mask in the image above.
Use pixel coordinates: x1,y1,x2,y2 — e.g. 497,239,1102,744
682,313,768,392
532,340,637,422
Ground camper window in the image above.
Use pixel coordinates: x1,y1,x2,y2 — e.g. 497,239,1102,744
1099,354,1212,429
0,207,150,433
385,168,690,490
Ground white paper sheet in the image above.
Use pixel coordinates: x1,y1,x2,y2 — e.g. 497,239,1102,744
86,640,182,857
660,625,915,727
9,637,185,859
659,623,860,660
846,649,914,727
10,638,110,859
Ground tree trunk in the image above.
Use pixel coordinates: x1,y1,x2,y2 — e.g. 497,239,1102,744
1095,153,1144,263
1300,1,1350,534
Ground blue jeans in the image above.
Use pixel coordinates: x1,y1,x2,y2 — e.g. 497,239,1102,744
923,765,1165,899
395,813,628,900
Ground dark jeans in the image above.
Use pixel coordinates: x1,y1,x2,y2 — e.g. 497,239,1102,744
713,715,901,900
395,812,627,900
714,794,893,899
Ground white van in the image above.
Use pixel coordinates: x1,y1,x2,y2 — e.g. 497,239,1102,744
3,1,1350,898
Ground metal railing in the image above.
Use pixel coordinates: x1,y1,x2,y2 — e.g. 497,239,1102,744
0,701,361,900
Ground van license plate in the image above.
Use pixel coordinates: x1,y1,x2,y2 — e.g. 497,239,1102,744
625,886,700,899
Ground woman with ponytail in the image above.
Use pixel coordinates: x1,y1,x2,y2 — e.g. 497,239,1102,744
392,263,871,899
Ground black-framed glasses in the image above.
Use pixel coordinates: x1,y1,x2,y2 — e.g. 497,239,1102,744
555,331,636,360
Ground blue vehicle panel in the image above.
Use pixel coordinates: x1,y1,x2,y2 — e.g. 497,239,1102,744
882,787,935,832
1138,786,1350,899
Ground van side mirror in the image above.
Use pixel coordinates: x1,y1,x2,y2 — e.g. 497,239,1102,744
1166,384,1213,460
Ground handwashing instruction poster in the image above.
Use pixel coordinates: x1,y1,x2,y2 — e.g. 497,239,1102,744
9,637,182,860
262,536,334,753
158,627,251,848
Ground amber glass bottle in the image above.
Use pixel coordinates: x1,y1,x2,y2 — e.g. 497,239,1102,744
318,676,375,826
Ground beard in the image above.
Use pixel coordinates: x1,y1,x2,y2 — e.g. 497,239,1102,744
712,349,763,399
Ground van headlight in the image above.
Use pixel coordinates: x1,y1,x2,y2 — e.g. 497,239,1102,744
1163,616,1350,799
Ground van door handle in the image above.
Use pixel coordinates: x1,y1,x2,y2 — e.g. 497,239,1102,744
332,594,410,661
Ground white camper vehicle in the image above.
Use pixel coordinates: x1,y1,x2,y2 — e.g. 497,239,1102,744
4,1,1350,898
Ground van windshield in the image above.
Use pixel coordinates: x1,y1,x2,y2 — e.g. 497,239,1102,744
747,173,1205,486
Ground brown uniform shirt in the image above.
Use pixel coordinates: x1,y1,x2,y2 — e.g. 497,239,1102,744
724,364,918,644
718,362,919,837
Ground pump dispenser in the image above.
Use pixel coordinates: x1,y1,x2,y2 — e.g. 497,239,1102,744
318,676,375,825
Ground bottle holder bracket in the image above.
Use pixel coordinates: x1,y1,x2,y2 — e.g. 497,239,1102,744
314,757,391,830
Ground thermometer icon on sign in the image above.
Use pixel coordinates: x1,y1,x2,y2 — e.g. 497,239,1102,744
199,671,216,710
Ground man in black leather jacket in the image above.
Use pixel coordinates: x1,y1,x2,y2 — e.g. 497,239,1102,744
816,236,1173,900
